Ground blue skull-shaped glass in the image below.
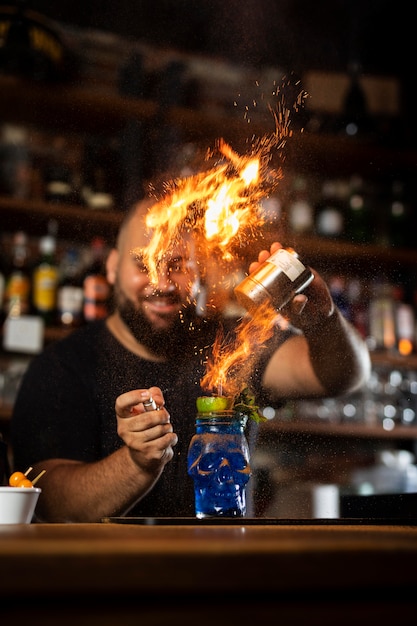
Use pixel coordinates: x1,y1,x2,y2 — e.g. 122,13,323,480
187,411,251,518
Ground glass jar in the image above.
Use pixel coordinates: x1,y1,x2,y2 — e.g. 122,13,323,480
187,410,251,518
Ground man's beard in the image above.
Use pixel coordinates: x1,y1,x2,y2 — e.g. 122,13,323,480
117,291,197,358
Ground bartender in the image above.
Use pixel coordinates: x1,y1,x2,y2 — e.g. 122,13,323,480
11,195,371,522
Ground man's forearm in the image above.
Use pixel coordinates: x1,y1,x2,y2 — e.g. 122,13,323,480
33,447,160,523
303,308,372,396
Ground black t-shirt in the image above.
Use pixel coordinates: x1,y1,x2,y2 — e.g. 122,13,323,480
11,318,290,517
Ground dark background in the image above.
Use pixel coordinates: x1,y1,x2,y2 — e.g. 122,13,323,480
24,0,414,136
26,0,409,77
2,0,410,148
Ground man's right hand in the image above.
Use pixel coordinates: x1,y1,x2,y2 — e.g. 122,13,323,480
115,387,177,471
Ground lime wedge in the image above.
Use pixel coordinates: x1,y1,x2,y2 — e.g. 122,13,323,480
196,395,233,413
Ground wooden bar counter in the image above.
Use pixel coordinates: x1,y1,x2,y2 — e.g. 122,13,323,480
1,520,416,625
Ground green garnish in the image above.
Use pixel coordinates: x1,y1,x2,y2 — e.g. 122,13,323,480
233,385,267,423
196,395,233,413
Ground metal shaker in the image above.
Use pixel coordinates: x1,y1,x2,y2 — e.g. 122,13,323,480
234,247,314,314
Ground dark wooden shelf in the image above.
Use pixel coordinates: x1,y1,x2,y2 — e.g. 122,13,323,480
276,232,417,267
0,196,124,242
0,75,157,135
370,351,417,370
259,418,417,441
2,195,416,266
1,75,416,176
3,404,417,442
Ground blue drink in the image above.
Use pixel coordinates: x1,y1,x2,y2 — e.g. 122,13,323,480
187,411,251,518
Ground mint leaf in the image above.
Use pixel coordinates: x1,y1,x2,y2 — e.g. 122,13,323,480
233,386,267,423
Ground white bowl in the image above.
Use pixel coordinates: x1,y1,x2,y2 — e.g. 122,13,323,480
0,487,41,524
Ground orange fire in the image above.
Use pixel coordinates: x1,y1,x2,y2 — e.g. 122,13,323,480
135,79,306,397
139,138,279,283
200,301,288,397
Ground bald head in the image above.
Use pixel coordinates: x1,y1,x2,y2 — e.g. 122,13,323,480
116,197,156,251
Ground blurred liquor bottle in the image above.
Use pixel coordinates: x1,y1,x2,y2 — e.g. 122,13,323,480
81,138,117,211
328,275,351,321
315,178,347,239
344,175,374,244
346,278,369,340
286,175,314,235
368,282,397,352
386,179,412,249
43,135,81,205
56,247,84,328
32,235,59,326
82,237,111,322
3,231,32,318
338,63,375,139
0,124,31,199
44,163,75,204
395,301,416,356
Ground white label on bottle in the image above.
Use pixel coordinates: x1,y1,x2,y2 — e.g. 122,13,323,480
317,208,344,235
288,200,314,233
3,315,44,354
58,286,83,314
266,249,305,282
396,304,415,340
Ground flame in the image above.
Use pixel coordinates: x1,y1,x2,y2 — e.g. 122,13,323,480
133,78,307,397
136,138,280,282
200,302,288,397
